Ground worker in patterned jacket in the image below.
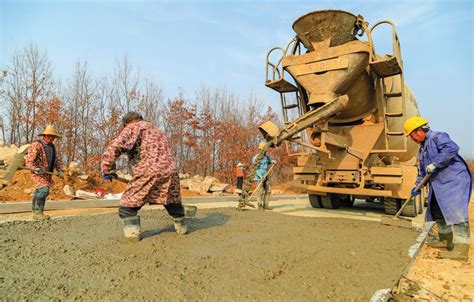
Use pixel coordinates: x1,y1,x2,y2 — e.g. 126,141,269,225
404,116,471,261
101,112,187,242
25,125,63,219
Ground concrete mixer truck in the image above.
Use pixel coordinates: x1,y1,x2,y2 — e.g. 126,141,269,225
240,10,424,216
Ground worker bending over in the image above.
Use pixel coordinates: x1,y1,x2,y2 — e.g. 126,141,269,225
405,116,471,260
101,112,187,242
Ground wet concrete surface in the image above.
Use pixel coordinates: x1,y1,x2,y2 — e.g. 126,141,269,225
0,207,418,301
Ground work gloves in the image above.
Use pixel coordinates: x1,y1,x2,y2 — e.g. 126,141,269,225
102,172,118,181
426,163,438,174
32,169,45,175
410,186,421,196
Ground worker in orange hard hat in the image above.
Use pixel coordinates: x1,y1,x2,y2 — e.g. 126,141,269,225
404,116,471,261
235,162,245,191
25,125,64,220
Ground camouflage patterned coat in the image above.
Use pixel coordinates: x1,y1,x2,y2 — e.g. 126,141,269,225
101,120,182,207
25,140,62,189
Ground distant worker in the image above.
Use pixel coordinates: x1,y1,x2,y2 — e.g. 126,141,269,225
252,142,276,210
25,125,63,220
405,116,471,260
235,162,245,190
101,112,187,242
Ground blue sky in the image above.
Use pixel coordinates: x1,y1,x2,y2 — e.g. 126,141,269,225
1,0,473,156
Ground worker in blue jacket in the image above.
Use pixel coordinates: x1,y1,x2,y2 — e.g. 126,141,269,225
404,116,471,260
252,142,276,210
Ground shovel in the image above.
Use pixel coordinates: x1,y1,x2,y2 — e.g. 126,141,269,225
18,165,62,177
381,173,431,228
247,162,276,201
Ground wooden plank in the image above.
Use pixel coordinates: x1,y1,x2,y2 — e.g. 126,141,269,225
371,167,402,176
287,57,348,76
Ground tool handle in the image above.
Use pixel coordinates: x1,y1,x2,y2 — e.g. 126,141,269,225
395,173,431,218
19,165,58,176
247,163,276,201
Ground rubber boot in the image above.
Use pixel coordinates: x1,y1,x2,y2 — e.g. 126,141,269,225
438,244,470,261
121,216,141,242
173,217,188,235
32,210,50,220
427,232,454,251
262,202,273,211
262,194,273,211
32,198,50,220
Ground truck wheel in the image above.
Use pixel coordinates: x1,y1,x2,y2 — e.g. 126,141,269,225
401,200,417,217
308,194,322,208
321,194,340,209
383,199,399,215
337,194,354,207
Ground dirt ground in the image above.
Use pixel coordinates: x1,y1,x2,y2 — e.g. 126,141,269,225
0,170,298,202
0,170,128,201
393,195,474,300
0,208,417,301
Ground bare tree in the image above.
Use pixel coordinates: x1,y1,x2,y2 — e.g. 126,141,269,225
5,44,54,144
62,60,99,168
112,55,140,113
138,79,165,127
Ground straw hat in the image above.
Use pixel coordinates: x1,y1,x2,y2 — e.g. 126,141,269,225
38,125,63,138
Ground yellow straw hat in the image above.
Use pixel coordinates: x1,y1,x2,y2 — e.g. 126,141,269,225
38,125,63,138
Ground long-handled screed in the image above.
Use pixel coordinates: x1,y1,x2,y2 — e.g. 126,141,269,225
381,173,431,228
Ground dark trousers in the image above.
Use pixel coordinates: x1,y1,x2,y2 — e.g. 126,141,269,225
119,203,184,219
430,191,471,244
32,186,50,212
236,177,243,189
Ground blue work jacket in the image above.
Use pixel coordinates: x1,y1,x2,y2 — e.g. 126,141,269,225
416,130,472,225
252,154,273,181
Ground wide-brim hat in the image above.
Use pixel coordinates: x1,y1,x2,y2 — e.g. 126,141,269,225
38,125,63,138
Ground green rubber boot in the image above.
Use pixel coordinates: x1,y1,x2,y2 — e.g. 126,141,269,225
173,217,188,235
427,232,454,251
32,210,50,220
32,197,49,220
121,216,141,242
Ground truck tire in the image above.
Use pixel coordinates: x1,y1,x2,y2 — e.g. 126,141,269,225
308,194,322,208
337,194,354,207
383,199,399,215
321,194,340,209
401,200,417,217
